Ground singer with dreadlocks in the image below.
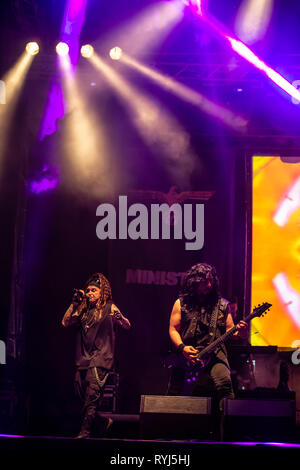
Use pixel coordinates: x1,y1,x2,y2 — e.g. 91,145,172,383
168,263,247,437
62,272,131,439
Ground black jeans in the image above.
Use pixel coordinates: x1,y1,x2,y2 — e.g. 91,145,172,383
75,367,109,435
167,355,234,408
167,356,234,439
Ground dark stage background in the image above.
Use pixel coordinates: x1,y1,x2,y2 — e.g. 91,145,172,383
0,1,300,436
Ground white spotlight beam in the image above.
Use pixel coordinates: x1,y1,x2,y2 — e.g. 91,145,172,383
0,52,35,168
119,53,248,131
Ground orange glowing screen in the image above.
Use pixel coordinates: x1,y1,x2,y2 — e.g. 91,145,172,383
251,156,300,347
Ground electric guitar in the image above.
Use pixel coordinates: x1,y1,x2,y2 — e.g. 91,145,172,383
165,302,272,372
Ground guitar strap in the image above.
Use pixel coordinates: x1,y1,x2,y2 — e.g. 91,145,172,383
208,299,220,344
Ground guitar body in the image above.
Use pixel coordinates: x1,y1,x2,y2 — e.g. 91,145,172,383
164,346,218,388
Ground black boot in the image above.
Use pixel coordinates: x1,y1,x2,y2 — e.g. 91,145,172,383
76,429,90,439
75,408,95,439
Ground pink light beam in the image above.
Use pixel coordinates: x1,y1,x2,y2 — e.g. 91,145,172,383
183,0,203,16
226,36,300,102
185,4,300,102
273,273,300,329
273,176,300,227
38,0,88,141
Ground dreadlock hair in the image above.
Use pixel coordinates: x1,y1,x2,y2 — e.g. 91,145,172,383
179,263,220,314
77,272,113,323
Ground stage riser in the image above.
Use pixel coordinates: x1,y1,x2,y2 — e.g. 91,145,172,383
140,413,212,440
222,398,296,442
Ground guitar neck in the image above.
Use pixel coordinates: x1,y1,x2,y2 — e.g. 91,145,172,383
200,324,239,356
196,303,270,360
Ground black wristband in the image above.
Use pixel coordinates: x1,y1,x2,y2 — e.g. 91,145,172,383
177,343,185,353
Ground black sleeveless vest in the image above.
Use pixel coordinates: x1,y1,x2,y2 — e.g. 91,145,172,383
180,298,229,352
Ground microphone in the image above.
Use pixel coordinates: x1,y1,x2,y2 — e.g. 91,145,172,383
72,288,85,304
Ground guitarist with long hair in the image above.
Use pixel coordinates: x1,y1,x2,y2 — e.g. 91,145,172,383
168,263,248,420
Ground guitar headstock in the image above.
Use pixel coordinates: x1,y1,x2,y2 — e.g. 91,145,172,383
247,302,272,321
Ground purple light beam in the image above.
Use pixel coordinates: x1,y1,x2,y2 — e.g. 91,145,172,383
185,2,300,102
38,0,88,141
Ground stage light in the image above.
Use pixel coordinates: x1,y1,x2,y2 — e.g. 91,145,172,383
56,42,69,57
109,47,123,61
26,42,39,56
81,44,94,58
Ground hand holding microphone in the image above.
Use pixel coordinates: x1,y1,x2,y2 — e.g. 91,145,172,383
72,288,85,304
